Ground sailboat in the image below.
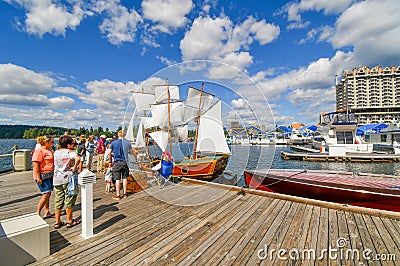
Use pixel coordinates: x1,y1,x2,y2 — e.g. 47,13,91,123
129,80,231,180
172,84,231,180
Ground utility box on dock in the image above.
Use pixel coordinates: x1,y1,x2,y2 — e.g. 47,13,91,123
0,213,49,265
13,149,32,171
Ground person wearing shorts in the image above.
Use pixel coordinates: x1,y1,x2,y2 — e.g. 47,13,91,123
107,130,132,200
53,135,81,229
32,135,55,219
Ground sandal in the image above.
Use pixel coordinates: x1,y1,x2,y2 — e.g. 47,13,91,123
66,219,81,228
54,221,65,229
43,213,55,219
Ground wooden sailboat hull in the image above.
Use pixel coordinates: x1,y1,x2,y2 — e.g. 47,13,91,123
173,154,230,181
244,169,400,212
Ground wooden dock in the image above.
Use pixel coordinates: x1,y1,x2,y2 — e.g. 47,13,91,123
282,151,400,162
0,170,399,265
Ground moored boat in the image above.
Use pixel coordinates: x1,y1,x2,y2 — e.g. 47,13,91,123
172,153,229,180
129,80,231,181
244,169,400,212
172,86,231,180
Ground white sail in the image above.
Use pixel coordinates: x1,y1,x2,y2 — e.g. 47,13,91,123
134,120,145,148
155,85,180,102
132,93,155,113
125,109,136,141
149,130,169,152
151,101,184,127
141,117,155,129
186,86,215,111
177,125,188,142
196,101,231,154
184,106,198,123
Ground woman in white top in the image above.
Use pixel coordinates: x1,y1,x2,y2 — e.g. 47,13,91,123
53,135,81,229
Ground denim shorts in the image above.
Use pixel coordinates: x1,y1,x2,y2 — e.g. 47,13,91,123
37,178,54,194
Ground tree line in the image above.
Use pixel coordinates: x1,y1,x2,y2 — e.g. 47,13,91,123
0,125,121,139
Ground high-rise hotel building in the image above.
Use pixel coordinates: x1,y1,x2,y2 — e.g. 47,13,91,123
336,65,400,124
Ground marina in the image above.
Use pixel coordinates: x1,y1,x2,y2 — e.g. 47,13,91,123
1,170,399,264
2,0,400,264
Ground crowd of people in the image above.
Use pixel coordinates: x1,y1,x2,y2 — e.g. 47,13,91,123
31,130,174,229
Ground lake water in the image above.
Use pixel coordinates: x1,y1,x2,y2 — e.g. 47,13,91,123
2,139,400,179
0,139,36,172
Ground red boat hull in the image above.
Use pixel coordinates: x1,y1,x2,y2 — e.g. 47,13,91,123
244,170,400,212
173,154,230,181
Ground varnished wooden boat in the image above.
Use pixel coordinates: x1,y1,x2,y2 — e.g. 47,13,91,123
244,169,400,212
173,153,229,181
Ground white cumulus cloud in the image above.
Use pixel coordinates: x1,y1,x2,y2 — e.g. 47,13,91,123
142,0,193,33
48,95,75,109
81,79,135,110
180,15,280,78
0,63,55,95
95,1,142,45
5,0,87,36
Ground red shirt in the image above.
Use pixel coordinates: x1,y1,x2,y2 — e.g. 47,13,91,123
97,139,106,154
32,146,54,173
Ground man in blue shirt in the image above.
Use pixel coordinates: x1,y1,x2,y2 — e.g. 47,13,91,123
108,130,132,200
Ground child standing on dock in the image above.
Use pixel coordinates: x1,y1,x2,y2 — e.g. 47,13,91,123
104,161,113,193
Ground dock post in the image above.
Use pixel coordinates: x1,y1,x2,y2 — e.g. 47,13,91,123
78,170,96,239
81,183,93,238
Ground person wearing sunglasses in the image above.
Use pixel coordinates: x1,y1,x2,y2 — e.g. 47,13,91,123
32,135,55,219
53,135,81,229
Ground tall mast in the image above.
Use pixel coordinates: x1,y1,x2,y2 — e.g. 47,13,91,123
166,78,173,154
193,82,204,159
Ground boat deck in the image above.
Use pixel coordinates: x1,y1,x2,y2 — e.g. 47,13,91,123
1,171,399,265
290,145,324,153
282,151,400,162
250,169,400,194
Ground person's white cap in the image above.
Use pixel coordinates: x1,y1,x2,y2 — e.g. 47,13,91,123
100,134,106,138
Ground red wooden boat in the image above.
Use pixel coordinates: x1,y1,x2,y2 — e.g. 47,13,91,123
244,169,400,212
173,153,229,180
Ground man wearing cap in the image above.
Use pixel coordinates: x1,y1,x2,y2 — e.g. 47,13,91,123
97,135,106,173
107,130,132,200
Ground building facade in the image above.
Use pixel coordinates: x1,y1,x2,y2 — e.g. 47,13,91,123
336,65,400,124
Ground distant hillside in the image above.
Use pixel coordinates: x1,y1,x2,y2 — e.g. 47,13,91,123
0,125,69,139
0,125,119,139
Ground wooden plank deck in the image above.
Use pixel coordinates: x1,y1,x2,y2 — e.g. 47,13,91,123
0,170,399,265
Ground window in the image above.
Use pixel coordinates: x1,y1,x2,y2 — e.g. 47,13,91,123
381,134,387,142
336,131,354,144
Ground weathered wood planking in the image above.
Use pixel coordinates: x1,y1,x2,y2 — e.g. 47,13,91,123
0,171,399,265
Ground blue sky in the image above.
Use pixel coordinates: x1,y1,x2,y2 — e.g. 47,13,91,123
1,0,400,131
